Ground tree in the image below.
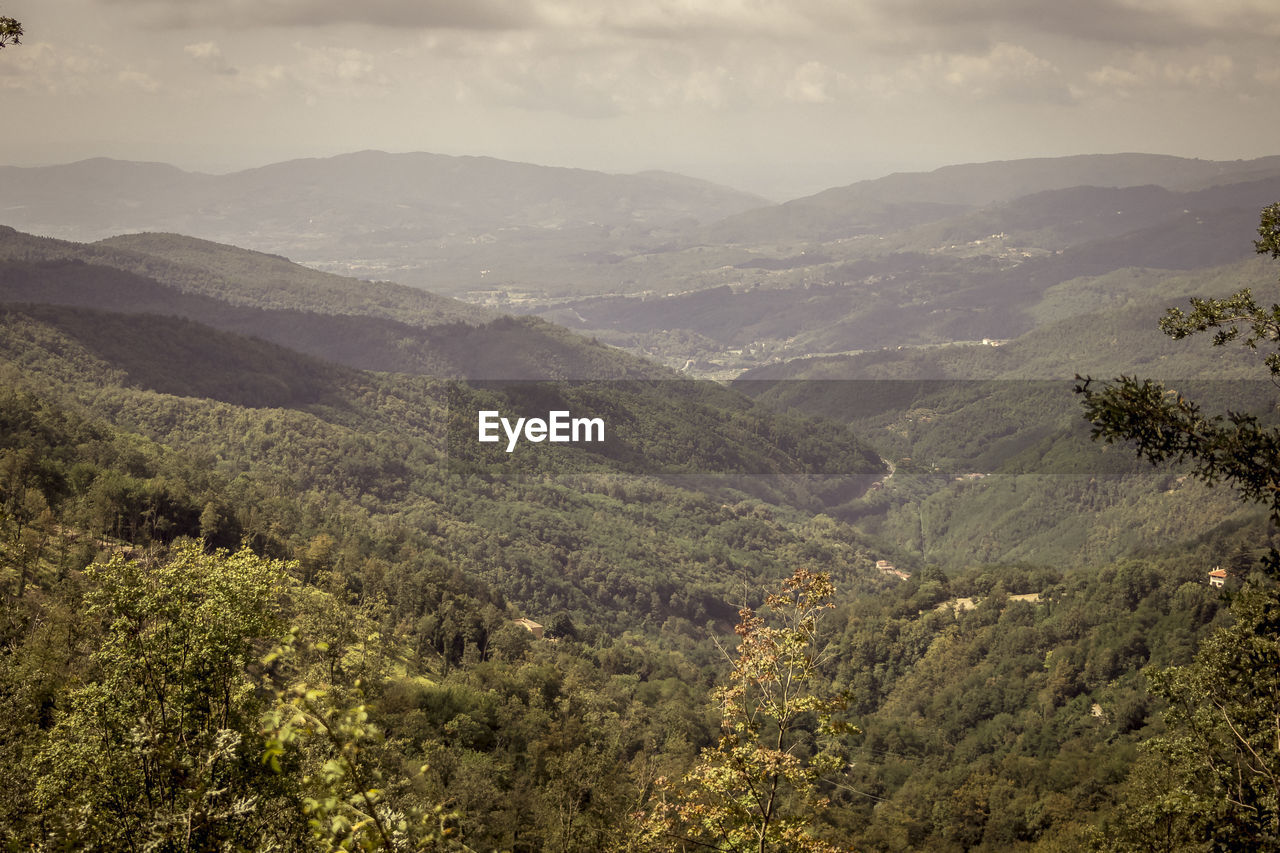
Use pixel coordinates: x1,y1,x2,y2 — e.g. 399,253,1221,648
0,15,20,49
29,542,303,849
1077,203,1280,849
639,568,854,853
1076,201,1280,542
261,631,471,853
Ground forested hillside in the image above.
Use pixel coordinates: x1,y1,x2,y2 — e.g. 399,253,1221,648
0,227,668,380
0,209,1276,849
536,179,1280,375
725,258,1278,570
0,287,890,847
0,312,1260,849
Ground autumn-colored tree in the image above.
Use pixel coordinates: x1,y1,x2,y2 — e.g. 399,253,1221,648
639,568,854,853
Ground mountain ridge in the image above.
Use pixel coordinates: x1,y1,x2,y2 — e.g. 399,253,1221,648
0,227,661,380
703,153,1280,243
0,150,768,242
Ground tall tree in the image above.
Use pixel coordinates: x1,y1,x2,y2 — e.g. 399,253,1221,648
29,542,303,849
639,568,853,853
1077,203,1280,849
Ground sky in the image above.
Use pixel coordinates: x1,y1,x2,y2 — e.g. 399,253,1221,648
2,0,1279,199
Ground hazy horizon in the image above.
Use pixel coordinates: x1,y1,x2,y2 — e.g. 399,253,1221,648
3,1,1280,199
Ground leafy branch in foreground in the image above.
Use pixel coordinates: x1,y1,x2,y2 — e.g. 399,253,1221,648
1076,201,1280,535
638,568,854,853
1074,376,1280,523
262,630,471,852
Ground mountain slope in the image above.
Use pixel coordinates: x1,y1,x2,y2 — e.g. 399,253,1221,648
723,258,1279,567
0,226,490,325
896,176,1280,254
0,227,667,380
535,174,1279,372
0,299,886,624
0,150,766,245
704,153,1280,243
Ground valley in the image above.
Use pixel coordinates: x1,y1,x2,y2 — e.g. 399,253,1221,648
1,151,1279,851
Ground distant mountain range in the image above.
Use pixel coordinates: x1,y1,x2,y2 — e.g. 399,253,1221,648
3,151,1276,299
536,176,1280,370
5,150,1278,853
4,150,1280,376
0,149,766,247
704,152,1280,242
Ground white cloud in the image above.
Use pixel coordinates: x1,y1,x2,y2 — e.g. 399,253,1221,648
1255,59,1280,86
938,43,1062,98
0,41,114,95
407,28,852,117
1087,51,1240,97
184,41,237,75
117,68,161,92
784,61,844,104
858,43,1067,103
237,44,390,98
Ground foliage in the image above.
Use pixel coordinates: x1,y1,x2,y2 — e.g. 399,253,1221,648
0,303,882,641
642,568,853,853
0,360,1239,850
1077,203,1280,850
1077,203,1280,535
29,542,301,849
1100,580,1280,850
2,213,1276,850
261,630,470,852
0,15,19,49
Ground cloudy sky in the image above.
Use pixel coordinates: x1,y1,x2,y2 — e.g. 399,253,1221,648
3,0,1279,198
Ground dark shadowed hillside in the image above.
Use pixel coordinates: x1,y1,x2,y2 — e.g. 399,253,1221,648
0,227,663,380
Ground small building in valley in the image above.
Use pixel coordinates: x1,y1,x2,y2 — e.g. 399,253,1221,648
875,560,912,581
514,618,545,640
